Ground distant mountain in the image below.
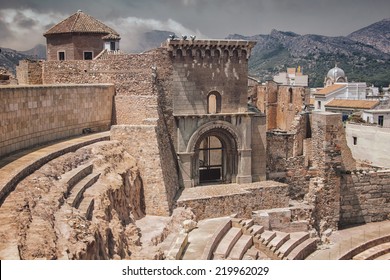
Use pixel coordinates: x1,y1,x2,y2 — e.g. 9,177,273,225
0,47,33,74
20,44,46,60
137,30,175,52
228,18,390,87
348,18,390,54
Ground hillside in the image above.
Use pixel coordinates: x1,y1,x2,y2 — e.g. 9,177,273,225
228,18,390,87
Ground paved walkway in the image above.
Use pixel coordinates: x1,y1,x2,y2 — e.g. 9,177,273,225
307,220,390,260
0,132,110,205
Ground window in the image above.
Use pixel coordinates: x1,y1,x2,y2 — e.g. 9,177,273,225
289,88,293,103
317,101,321,110
83,51,93,60
58,51,65,61
353,136,357,145
110,42,116,51
207,91,222,114
378,115,384,127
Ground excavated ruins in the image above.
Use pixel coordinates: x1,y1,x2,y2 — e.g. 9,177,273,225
1,11,389,260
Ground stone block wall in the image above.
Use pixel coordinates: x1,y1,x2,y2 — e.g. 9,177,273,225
42,48,173,126
0,84,114,157
340,170,390,226
16,60,43,85
177,181,289,220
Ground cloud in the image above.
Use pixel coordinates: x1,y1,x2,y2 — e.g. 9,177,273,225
108,17,205,52
14,11,38,28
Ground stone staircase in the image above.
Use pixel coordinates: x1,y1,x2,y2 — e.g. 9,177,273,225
59,163,100,220
176,217,318,260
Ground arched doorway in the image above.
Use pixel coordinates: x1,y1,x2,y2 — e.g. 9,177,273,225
198,136,223,183
192,128,238,186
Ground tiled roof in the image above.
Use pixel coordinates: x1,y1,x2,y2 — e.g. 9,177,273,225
325,99,379,109
44,10,119,36
309,98,315,105
314,84,346,96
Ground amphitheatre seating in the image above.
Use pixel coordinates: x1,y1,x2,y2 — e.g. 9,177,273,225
182,217,318,260
353,242,390,260
58,163,101,220
0,132,109,206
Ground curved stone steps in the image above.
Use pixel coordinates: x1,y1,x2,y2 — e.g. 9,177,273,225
374,252,390,260
213,227,242,259
77,196,94,220
268,232,290,252
182,216,231,260
228,234,253,260
276,232,310,259
353,242,390,260
259,230,277,245
59,163,93,197
67,173,100,208
284,238,318,260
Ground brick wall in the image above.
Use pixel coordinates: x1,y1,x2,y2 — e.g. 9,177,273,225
0,84,114,157
340,170,390,226
46,33,105,61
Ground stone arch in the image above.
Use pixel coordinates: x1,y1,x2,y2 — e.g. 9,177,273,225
186,121,242,153
186,121,241,185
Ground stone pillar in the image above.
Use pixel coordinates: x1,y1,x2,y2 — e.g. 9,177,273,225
306,112,343,233
251,114,266,182
237,149,252,184
178,152,194,188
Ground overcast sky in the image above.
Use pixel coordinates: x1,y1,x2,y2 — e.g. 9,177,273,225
0,0,389,51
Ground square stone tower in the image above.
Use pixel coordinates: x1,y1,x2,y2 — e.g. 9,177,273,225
164,39,266,187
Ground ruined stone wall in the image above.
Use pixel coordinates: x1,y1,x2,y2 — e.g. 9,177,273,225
340,171,390,227
42,49,172,126
255,82,308,131
177,182,289,220
0,84,114,158
42,48,180,217
110,125,179,216
16,60,43,85
307,112,343,233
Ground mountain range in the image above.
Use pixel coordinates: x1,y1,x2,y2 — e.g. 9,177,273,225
1,18,389,87
227,18,390,87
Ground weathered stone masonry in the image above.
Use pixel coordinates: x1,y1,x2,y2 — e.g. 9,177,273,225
0,84,114,158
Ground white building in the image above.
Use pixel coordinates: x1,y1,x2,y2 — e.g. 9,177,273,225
274,67,308,87
362,109,390,128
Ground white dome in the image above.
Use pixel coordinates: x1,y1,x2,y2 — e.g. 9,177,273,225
327,66,346,81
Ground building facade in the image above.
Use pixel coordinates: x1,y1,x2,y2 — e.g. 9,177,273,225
44,10,120,61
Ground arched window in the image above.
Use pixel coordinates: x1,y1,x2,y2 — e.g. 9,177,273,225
207,91,222,114
176,49,183,59
214,49,220,59
289,88,293,103
223,50,229,62
186,49,192,59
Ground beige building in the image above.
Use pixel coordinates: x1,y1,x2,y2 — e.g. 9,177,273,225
273,67,308,87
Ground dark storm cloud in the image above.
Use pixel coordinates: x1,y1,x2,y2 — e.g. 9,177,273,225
14,11,38,28
0,18,13,42
0,0,389,50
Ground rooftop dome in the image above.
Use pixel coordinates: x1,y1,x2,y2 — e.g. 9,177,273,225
327,66,346,81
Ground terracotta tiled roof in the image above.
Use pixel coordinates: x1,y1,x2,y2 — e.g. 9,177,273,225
309,98,315,105
325,99,379,109
314,84,346,96
44,10,119,36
